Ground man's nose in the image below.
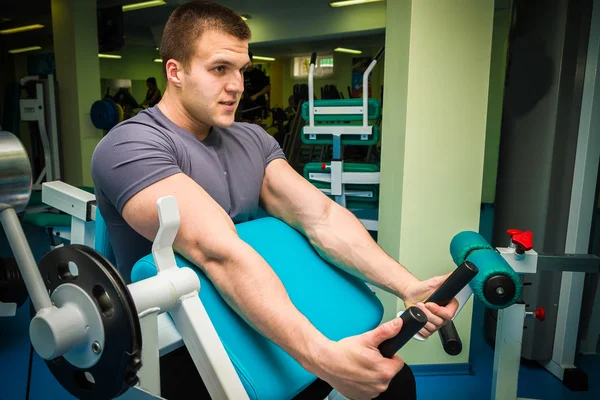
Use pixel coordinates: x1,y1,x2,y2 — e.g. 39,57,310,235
226,73,244,93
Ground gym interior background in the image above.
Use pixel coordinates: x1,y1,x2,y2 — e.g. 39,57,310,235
0,0,599,399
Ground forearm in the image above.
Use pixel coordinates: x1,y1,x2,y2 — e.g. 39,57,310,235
177,235,331,373
254,85,271,98
304,202,419,300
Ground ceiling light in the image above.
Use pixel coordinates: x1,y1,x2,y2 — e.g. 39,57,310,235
252,56,275,62
329,0,384,7
0,24,44,35
123,0,166,12
9,46,42,54
240,14,251,21
98,54,122,59
335,47,362,54
154,58,162,63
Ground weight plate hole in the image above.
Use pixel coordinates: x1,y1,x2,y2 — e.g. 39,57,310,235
57,261,78,280
73,371,95,390
93,285,114,318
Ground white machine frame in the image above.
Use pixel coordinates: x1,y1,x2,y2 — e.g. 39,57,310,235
538,0,600,380
19,75,61,190
34,182,249,399
40,180,544,400
304,52,382,232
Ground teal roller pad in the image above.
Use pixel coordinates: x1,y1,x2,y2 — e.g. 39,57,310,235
301,124,380,146
301,98,381,122
466,249,522,310
449,230,494,266
130,217,383,400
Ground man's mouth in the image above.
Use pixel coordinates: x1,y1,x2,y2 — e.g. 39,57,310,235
220,101,236,106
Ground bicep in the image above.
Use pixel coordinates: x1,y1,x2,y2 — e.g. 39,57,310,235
260,159,331,229
122,172,237,264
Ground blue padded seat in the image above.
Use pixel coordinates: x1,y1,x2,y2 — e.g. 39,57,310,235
131,217,384,400
94,211,116,267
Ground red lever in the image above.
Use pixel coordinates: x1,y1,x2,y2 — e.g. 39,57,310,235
507,229,522,237
512,230,533,251
321,163,326,170
535,307,545,322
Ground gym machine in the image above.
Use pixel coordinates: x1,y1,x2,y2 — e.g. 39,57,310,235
489,0,600,391
19,74,61,191
0,130,473,399
1,129,543,400
301,49,384,232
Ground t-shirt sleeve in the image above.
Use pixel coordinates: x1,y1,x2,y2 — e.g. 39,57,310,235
248,124,286,166
91,123,182,214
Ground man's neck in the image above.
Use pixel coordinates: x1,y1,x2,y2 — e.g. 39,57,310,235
157,90,211,141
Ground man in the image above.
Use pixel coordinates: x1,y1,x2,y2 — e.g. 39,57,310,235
240,52,271,121
91,1,458,399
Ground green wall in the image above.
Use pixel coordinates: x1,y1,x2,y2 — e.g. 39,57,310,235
377,0,494,366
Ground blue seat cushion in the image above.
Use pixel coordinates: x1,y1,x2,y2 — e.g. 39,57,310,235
131,217,384,400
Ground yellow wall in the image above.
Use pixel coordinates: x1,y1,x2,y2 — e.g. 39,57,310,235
52,0,102,186
378,0,494,366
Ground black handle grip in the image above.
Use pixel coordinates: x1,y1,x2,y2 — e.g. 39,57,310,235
310,52,317,65
373,47,385,62
378,307,427,358
425,261,479,306
439,321,462,356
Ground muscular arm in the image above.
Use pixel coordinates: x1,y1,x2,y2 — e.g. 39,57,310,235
122,172,331,371
260,159,420,299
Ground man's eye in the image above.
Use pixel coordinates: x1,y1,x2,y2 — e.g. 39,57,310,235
215,66,225,73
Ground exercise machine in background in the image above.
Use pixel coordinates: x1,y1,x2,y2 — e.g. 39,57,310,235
300,48,384,232
19,74,61,191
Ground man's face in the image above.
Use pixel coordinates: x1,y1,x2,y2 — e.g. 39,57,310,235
179,30,250,128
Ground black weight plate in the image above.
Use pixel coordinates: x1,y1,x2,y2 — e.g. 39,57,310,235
34,244,142,400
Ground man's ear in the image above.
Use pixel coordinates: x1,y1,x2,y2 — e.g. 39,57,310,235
165,59,184,88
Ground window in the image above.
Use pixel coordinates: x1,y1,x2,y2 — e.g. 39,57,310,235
293,54,334,78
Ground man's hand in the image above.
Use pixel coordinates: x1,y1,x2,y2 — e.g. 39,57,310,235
313,318,406,400
250,94,258,101
402,273,458,338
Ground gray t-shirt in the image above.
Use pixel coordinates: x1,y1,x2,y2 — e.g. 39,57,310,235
91,106,285,282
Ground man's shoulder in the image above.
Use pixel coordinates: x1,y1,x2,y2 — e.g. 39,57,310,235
100,109,173,144
92,109,178,163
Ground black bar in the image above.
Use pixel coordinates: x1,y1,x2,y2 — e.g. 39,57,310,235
439,321,462,356
310,52,317,65
425,261,478,306
378,307,427,358
373,47,385,62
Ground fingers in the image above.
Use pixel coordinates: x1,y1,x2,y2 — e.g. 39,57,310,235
414,300,456,336
367,317,404,345
426,300,458,320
